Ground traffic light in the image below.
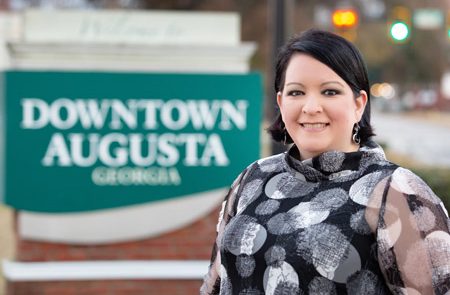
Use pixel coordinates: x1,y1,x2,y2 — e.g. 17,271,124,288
447,11,450,40
332,8,358,41
332,9,358,29
388,6,411,43
390,22,409,41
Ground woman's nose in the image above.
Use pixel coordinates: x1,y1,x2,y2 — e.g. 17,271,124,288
302,96,322,114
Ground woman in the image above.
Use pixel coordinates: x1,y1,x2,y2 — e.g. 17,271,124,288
201,29,450,294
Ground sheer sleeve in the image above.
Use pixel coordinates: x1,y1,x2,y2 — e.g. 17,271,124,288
367,167,450,295
200,168,249,295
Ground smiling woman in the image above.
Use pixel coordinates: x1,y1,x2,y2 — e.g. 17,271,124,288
276,54,367,160
201,29,450,295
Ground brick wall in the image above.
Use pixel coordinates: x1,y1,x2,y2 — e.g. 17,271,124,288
8,280,203,295
7,206,220,295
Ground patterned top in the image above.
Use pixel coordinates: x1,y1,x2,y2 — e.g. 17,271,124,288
200,141,450,295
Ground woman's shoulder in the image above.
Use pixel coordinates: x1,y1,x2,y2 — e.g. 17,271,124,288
367,165,449,220
366,165,439,201
255,152,286,166
389,166,445,206
228,153,285,184
245,152,287,174
237,153,286,172
233,153,287,185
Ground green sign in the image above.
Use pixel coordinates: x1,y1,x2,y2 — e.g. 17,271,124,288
2,71,262,213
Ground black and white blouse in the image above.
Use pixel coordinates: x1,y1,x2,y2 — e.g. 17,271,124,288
201,141,450,294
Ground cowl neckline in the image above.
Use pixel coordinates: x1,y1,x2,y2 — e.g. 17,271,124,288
283,140,387,182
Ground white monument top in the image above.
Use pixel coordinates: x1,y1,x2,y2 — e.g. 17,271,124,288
0,12,21,41
23,9,240,46
5,9,255,73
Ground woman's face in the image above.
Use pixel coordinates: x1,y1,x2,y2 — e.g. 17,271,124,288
277,53,367,160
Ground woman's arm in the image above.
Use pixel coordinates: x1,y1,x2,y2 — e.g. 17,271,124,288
369,168,450,295
200,169,249,295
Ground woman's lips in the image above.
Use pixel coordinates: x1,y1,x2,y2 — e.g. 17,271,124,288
300,123,329,128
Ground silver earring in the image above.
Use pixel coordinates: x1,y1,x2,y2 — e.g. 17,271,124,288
283,127,288,145
352,123,361,144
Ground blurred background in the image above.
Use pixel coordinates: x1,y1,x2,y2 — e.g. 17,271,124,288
0,0,449,294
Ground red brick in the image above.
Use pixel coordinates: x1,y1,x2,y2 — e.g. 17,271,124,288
11,207,219,294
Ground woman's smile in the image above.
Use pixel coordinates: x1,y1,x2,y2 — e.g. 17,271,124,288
300,122,330,131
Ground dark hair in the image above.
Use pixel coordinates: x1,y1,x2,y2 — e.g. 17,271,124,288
268,28,375,145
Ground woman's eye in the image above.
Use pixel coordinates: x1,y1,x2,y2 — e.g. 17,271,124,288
287,90,304,96
323,89,340,96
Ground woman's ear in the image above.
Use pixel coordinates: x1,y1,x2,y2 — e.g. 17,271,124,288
355,90,368,121
276,91,283,111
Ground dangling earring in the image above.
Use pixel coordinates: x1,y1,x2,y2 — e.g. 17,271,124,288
283,127,288,145
352,122,361,144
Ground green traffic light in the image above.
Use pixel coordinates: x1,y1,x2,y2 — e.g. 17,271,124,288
390,21,410,42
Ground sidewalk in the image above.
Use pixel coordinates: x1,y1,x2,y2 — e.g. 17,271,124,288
372,110,450,168
399,110,450,129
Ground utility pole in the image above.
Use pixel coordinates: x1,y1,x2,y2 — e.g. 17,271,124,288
268,0,294,154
